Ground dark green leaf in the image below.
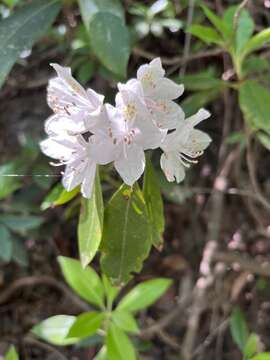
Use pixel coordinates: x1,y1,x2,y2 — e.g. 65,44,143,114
58,256,105,308
0,225,12,262
89,12,130,77
78,170,104,267
117,278,172,313
78,0,124,32
0,0,61,87
229,307,249,352
11,236,28,267
0,215,43,232
182,88,221,117
5,346,19,360
106,323,136,360
112,310,139,334
201,5,229,38
0,162,21,199
67,312,105,338
188,24,222,44
100,184,151,285
176,68,223,91
143,159,164,248
239,80,270,134
31,315,79,346
242,56,269,76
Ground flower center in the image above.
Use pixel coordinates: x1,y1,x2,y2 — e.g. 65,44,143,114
124,102,136,121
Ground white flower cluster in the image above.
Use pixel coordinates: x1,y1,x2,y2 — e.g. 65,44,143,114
40,58,211,198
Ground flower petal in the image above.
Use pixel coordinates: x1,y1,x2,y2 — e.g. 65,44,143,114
40,137,77,161
149,78,184,100
150,100,185,130
135,118,166,150
186,108,210,126
81,161,97,198
160,152,185,183
114,144,145,185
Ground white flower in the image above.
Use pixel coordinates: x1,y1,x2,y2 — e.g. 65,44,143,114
90,104,165,185
117,58,185,130
46,63,104,136
40,134,97,198
160,109,212,183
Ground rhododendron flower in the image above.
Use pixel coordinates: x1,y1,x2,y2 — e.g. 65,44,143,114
40,134,97,198
160,109,212,183
46,63,103,136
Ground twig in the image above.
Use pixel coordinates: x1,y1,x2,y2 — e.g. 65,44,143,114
213,251,270,277
233,0,249,32
0,276,90,311
132,47,224,66
180,0,196,76
24,335,68,360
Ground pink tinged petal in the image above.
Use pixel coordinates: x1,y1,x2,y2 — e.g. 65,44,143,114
62,161,87,192
86,88,104,108
150,78,184,100
89,135,121,165
160,152,185,183
161,122,191,153
186,108,211,127
81,161,97,198
151,100,185,130
137,58,165,83
183,129,212,155
45,114,85,136
114,144,145,185
118,79,144,97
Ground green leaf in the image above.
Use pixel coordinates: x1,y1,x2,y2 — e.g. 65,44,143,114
67,312,105,338
102,274,120,308
242,56,269,76
89,12,130,77
229,307,249,352
257,132,270,151
177,68,223,91
143,159,165,248
0,225,12,262
78,0,124,31
242,28,270,58
11,236,28,267
5,346,19,360
0,215,43,232
251,354,270,360
106,323,136,360
182,88,221,117
31,315,79,346
117,278,172,313
100,184,151,285
223,6,254,54
112,310,139,334
244,333,258,359
78,169,104,267
239,80,270,134
188,24,222,44
0,162,21,199
58,256,104,308
93,346,108,360
201,5,229,38
41,183,80,210
0,0,61,88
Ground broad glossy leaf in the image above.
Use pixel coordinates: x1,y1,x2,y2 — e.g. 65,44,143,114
143,159,164,248
112,310,139,334
106,323,136,360
0,162,21,199
239,80,270,134
0,225,12,262
58,256,104,308
188,24,222,44
78,0,124,31
5,346,19,360
100,184,151,285
229,307,249,352
67,312,105,338
117,278,172,313
0,215,43,232
41,183,80,210
0,0,61,87
242,28,270,58
244,333,258,359
31,315,79,346
78,170,104,267
89,12,130,77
